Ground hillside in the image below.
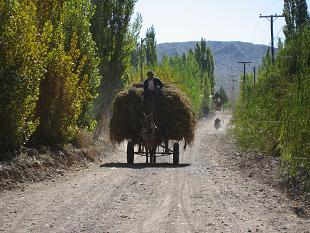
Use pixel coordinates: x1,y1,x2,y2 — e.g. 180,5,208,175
157,41,270,99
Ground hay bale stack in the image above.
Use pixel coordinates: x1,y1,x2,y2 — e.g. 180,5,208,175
109,85,196,144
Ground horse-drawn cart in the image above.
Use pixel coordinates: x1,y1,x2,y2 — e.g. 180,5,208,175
126,140,179,165
109,85,196,165
125,110,180,165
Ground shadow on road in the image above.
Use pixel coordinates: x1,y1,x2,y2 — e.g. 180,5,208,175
100,163,191,169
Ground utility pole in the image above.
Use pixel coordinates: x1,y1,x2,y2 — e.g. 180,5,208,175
238,61,251,84
253,67,256,85
259,14,285,64
228,76,237,111
225,75,237,111
140,38,144,83
238,61,251,96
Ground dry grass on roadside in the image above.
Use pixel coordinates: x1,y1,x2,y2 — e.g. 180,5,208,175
73,129,94,149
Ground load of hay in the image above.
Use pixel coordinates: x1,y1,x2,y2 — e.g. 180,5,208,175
109,85,196,145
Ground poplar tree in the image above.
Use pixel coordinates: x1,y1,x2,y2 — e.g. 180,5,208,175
91,0,137,112
145,25,157,66
194,38,215,93
62,0,101,130
34,0,100,144
0,0,47,152
283,0,310,39
130,13,143,70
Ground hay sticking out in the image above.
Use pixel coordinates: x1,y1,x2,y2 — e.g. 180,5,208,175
109,85,196,144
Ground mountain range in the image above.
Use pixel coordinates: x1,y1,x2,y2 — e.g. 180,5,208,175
157,41,270,100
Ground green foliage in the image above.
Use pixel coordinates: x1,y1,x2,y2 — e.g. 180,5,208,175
233,72,283,154
0,0,47,153
34,28,88,145
145,25,157,66
194,38,215,93
233,25,310,176
32,0,101,145
279,26,310,175
91,0,137,112
166,53,204,114
36,0,64,26
130,13,143,70
0,0,104,153
62,0,100,131
0,0,215,158
191,38,214,113
283,0,310,39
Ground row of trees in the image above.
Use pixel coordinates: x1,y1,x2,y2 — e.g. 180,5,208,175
233,0,310,176
0,0,215,157
0,0,137,155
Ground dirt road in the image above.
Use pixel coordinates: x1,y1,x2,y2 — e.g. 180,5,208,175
1,114,309,233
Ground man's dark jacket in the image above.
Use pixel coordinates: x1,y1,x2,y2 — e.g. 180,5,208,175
142,77,163,97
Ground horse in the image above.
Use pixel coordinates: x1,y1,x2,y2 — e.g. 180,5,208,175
140,112,161,164
214,117,221,130
214,97,223,111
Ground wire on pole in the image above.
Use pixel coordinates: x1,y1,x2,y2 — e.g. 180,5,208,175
259,14,285,64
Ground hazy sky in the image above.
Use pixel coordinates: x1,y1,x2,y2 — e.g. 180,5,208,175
134,0,310,45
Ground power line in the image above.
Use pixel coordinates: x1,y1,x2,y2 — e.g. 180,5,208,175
262,0,278,12
259,14,285,64
251,0,279,45
250,19,261,43
275,25,285,41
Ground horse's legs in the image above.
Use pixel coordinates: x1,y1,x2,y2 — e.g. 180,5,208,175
165,140,169,153
146,149,149,164
150,148,156,165
138,141,142,153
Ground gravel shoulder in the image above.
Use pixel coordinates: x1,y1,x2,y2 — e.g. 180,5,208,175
0,113,309,233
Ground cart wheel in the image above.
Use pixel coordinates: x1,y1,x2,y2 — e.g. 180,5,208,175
150,154,156,164
138,142,142,153
127,141,134,164
173,143,179,165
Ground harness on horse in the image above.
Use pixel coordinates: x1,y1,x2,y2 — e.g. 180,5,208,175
141,112,159,146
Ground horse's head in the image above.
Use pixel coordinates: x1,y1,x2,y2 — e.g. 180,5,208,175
142,112,155,132
141,112,159,150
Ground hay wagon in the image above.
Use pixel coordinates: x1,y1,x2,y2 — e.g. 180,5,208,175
109,85,196,165
126,138,180,165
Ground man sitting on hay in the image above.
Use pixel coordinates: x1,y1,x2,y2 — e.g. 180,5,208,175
141,71,163,102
